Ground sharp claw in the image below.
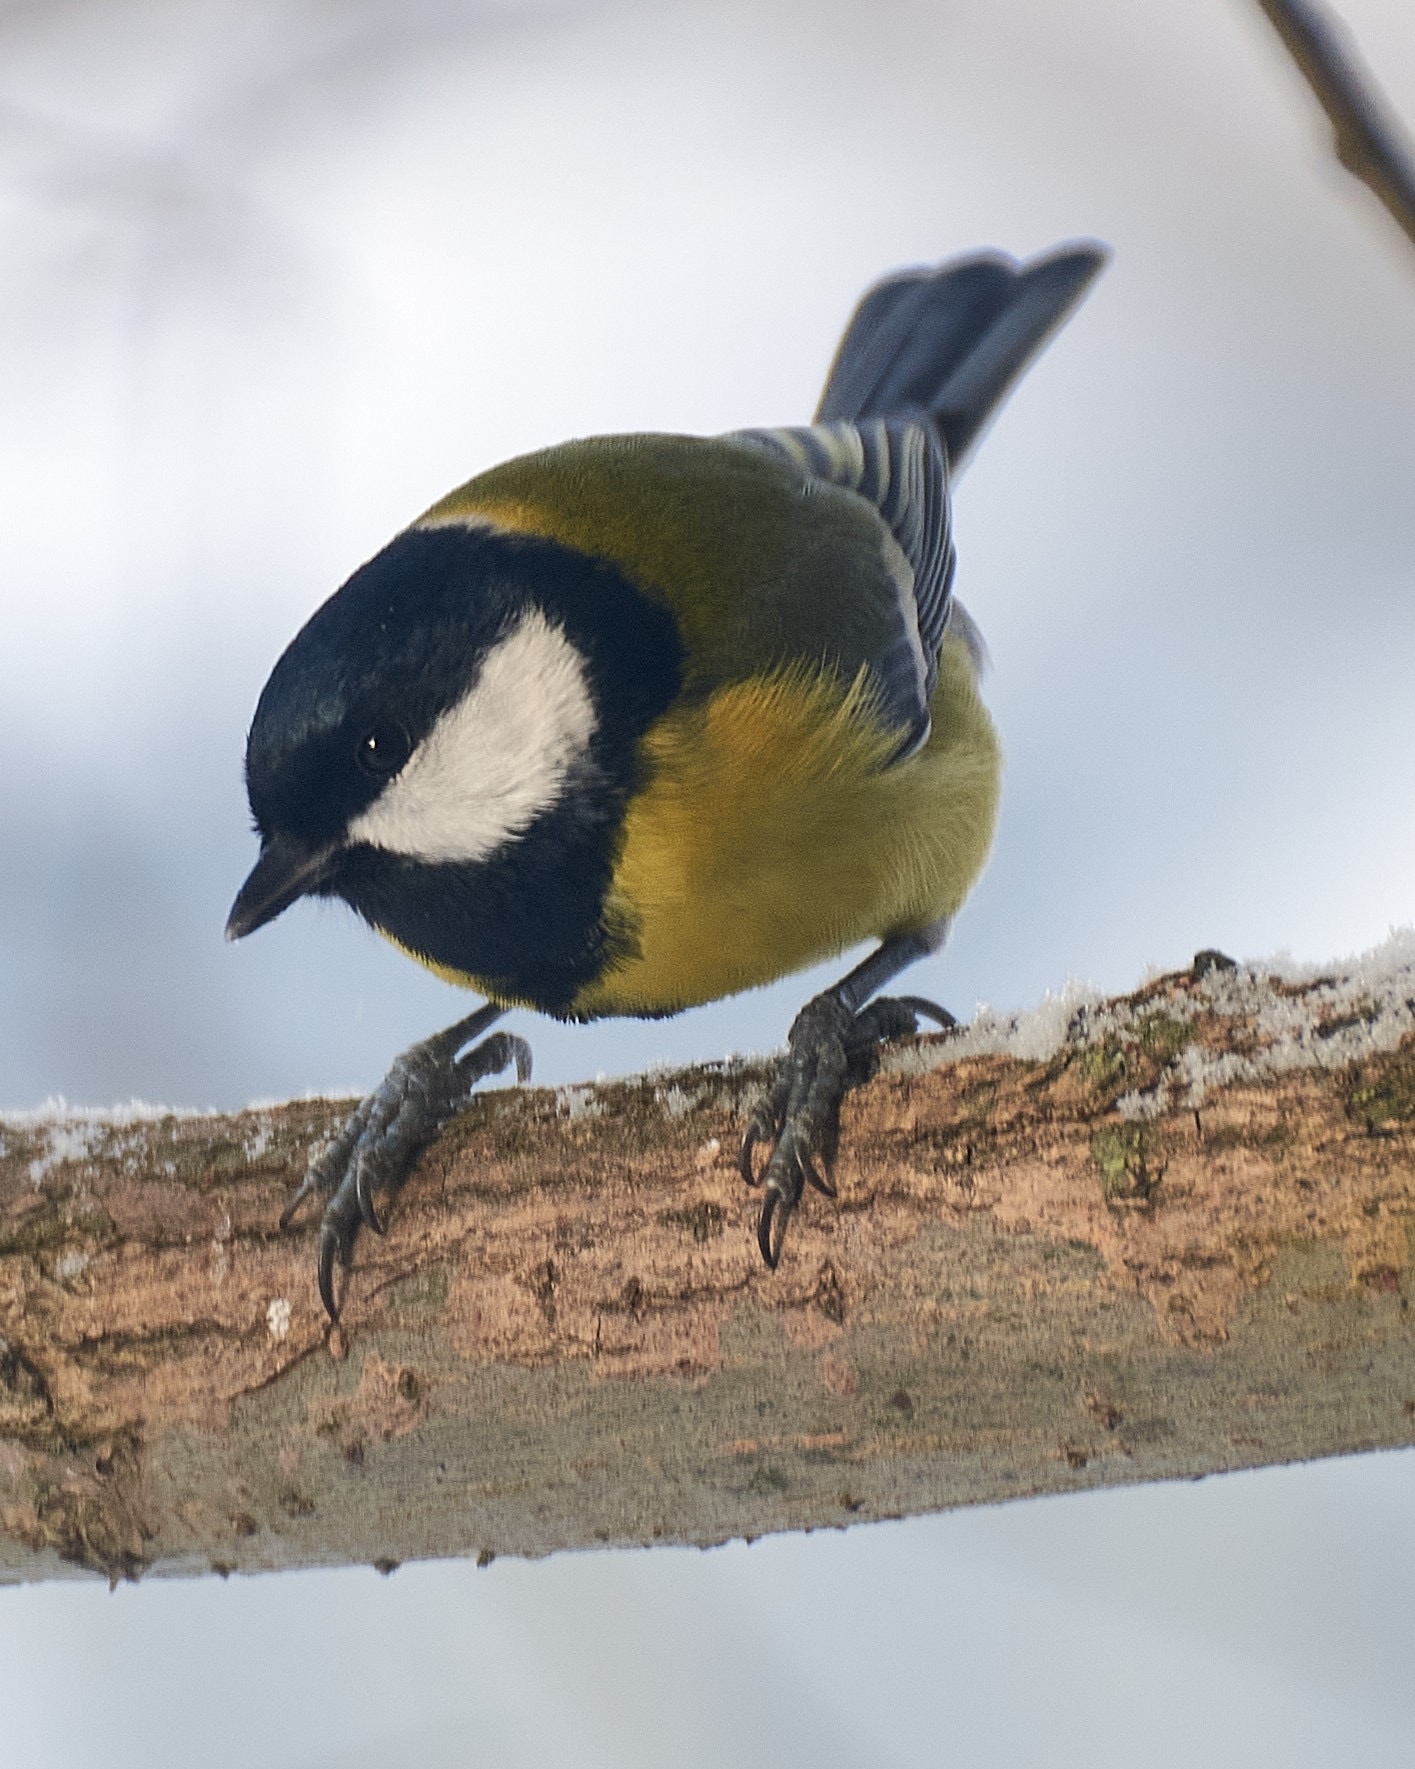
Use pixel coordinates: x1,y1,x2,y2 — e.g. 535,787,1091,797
757,1188,787,1268
318,1222,343,1323
354,1159,385,1235
800,1148,836,1198
891,994,957,1031
281,1012,530,1322
740,1120,766,1187
742,985,947,1265
280,1159,329,1230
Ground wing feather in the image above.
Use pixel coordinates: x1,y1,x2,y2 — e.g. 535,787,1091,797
730,418,954,752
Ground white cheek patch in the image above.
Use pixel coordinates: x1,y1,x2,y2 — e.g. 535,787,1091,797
348,608,596,865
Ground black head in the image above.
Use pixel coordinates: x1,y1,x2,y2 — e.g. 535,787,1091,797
228,521,682,1012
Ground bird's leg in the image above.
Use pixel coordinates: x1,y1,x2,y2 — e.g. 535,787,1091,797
739,922,955,1267
281,1003,531,1321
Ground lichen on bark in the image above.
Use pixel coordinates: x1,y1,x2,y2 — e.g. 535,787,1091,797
2,945,1413,1584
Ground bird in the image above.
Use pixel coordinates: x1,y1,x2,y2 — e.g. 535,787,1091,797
227,241,1108,1320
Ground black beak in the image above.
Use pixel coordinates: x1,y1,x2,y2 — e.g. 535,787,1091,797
225,834,340,941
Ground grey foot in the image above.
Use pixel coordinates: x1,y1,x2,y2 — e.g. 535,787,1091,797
739,992,955,1267
281,1004,531,1321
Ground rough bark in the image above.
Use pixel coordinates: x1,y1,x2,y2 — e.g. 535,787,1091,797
2,953,1413,1585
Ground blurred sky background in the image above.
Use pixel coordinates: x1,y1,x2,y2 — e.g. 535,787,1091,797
1,0,1413,1763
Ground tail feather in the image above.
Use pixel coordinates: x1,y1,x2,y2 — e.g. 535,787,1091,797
815,243,1108,469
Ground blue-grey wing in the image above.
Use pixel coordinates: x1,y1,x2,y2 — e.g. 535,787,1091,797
731,418,954,754
816,245,1107,470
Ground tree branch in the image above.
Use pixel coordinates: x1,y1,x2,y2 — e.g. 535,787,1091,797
2,947,1413,1584
1254,0,1415,251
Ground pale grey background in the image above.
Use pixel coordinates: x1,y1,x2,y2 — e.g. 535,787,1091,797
1,0,1412,1763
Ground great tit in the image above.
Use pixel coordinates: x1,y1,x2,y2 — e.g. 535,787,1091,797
227,242,1107,1319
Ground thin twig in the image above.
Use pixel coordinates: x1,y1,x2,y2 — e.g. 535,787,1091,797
1254,0,1415,251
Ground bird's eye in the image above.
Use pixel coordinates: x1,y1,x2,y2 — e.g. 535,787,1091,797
356,721,412,779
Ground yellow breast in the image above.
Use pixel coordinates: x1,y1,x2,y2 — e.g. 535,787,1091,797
570,632,1001,1018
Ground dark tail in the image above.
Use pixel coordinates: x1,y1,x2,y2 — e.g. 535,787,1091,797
815,243,1108,469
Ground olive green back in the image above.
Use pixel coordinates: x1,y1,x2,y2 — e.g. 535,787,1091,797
420,433,910,708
